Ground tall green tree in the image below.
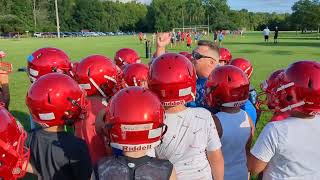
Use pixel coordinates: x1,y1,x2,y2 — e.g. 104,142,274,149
291,0,320,32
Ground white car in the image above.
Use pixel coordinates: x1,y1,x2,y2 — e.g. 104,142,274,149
33,32,42,38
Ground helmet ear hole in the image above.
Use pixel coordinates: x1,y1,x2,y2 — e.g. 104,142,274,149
286,95,293,102
87,68,91,77
308,79,313,89
228,76,232,82
47,94,51,104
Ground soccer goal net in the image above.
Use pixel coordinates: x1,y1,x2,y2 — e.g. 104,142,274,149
173,25,209,35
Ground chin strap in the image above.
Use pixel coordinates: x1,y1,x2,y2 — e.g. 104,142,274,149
280,101,305,112
89,78,107,98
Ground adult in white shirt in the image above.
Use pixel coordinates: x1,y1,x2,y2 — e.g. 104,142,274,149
149,52,224,180
248,61,320,180
263,27,270,42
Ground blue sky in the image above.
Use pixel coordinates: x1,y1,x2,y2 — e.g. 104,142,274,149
137,0,298,13
227,0,299,13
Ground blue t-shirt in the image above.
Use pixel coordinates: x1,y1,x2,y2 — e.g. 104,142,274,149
218,34,224,41
187,77,207,108
241,100,257,125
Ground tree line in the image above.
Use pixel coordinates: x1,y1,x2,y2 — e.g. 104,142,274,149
0,0,319,34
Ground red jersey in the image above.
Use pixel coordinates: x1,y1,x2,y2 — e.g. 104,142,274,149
139,32,143,40
75,96,111,165
186,36,192,45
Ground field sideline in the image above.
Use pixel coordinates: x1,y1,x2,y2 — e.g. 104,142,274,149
0,31,319,179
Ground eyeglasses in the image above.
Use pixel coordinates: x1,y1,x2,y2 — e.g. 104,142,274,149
192,51,217,62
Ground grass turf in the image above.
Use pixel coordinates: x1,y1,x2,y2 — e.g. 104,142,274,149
0,31,319,179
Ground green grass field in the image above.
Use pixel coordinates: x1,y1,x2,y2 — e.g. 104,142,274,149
0,31,319,179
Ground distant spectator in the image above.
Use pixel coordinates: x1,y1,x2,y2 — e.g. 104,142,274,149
181,32,186,41
143,33,147,41
194,32,201,44
176,31,181,46
170,31,176,48
274,26,279,43
218,31,224,47
138,32,143,43
186,34,192,48
213,31,218,43
263,27,270,42
152,33,156,45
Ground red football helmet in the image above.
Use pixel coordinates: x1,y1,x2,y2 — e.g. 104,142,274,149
27,47,72,82
219,48,232,64
148,53,196,106
114,48,141,68
274,61,320,115
26,73,88,127
179,51,189,56
0,105,30,179
258,69,285,110
104,87,166,152
74,55,122,97
123,63,149,87
230,58,253,79
206,65,249,108
179,51,193,61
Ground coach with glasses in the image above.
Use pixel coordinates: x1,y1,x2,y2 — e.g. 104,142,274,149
188,40,220,107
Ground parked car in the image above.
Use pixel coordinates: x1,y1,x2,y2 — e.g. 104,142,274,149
33,32,42,38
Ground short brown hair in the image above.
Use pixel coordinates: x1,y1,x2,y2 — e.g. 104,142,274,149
197,40,219,58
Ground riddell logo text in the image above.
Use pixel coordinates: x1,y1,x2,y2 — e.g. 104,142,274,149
163,100,185,106
123,144,152,151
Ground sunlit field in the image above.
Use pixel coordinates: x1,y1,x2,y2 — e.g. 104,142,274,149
1,31,319,179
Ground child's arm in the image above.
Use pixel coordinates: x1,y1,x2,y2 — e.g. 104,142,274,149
169,167,177,180
95,109,105,134
246,116,255,156
211,114,223,138
0,73,10,109
207,149,224,180
207,113,224,180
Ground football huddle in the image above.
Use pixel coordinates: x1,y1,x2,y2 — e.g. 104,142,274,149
1,32,320,180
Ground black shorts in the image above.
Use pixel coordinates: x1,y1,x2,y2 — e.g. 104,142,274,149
264,35,269,40
187,44,191,47
274,35,278,39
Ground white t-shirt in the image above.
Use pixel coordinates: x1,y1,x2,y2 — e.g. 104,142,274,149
251,116,320,180
263,29,270,36
156,107,221,180
216,110,251,180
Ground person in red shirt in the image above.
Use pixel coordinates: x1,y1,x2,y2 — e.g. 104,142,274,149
138,32,143,43
73,55,123,165
181,32,185,41
186,34,192,48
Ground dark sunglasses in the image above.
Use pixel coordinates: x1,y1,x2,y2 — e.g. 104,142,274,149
192,51,217,61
